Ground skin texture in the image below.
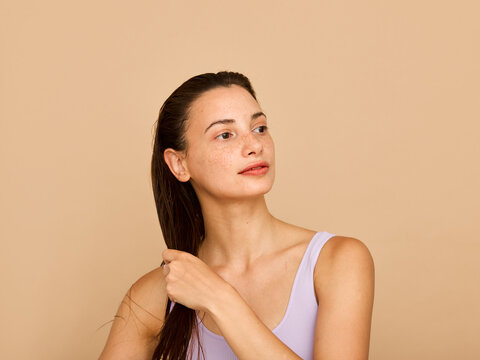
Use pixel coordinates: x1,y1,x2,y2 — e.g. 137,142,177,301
98,85,375,360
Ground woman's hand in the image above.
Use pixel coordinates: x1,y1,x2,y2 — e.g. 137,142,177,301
161,249,232,314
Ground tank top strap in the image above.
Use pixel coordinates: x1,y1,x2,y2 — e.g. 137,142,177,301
302,231,337,284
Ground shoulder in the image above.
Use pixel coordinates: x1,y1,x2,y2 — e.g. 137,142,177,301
314,236,375,298
321,235,373,264
98,266,168,359
125,266,169,335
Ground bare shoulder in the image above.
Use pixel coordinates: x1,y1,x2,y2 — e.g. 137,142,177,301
98,266,168,359
127,265,169,332
314,235,375,297
321,235,373,262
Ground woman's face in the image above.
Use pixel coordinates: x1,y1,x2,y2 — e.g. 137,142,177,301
181,85,275,201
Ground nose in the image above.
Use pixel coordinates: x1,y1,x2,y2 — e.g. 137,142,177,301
241,131,263,157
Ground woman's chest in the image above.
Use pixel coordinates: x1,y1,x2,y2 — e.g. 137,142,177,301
196,240,312,336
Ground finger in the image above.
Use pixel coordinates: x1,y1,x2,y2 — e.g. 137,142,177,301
162,263,170,276
162,248,181,263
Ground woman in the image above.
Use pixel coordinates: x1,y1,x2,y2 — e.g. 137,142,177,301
99,71,375,360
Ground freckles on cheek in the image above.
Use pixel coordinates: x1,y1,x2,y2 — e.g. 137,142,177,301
207,152,233,169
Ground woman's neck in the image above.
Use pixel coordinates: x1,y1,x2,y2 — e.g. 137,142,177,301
197,195,283,271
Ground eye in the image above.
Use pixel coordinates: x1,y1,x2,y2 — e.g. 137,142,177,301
216,132,233,140
253,125,268,133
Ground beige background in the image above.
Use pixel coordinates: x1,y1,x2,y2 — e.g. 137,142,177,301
1,1,479,359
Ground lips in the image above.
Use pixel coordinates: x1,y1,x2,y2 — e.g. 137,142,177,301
238,161,269,174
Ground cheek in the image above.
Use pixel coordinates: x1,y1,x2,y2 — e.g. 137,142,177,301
265,137,274,153
206,151,233,169
188,148,235,181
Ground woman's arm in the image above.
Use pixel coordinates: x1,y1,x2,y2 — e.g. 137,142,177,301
98,267,166,360
313,236,375,360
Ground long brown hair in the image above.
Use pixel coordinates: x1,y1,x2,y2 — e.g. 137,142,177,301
150,71,257,359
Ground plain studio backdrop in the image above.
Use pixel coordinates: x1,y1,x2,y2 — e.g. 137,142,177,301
1,1,479,359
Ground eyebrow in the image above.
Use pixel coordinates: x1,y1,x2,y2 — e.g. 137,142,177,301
204,111,267,134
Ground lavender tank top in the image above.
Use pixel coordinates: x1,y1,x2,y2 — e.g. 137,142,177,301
168,231,336,360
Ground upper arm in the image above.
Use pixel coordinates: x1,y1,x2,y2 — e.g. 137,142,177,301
98,266,168,360
313,236,375,360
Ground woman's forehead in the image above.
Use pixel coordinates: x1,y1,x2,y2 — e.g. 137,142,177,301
188,85,260,126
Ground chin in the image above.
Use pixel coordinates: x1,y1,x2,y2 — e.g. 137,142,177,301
241,180,274,198
214,182,272,200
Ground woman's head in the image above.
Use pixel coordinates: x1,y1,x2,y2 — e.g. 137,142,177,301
156,71,275,203
150,71,274,359
164,83,275,202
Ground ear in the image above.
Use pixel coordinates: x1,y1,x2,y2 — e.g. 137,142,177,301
163,148,191,182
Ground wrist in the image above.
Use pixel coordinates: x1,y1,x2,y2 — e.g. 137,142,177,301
206,282,240,320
